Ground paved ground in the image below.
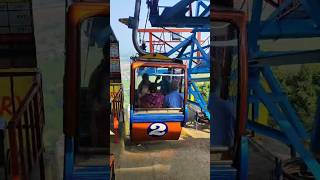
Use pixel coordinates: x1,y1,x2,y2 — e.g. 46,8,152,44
111,114,210,180
248,135,291,180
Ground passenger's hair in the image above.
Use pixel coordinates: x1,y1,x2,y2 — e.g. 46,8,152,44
142,73,149,81
149,83,157,93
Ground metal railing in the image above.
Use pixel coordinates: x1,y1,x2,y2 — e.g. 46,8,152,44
0,71,45,180
110,83,124,143
110,83,124,115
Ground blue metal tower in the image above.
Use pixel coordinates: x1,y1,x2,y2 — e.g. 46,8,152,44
247,0,320,178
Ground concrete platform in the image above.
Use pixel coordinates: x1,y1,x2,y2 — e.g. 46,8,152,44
111,115,210,180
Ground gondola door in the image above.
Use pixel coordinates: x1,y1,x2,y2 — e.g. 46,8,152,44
77,16,109,153
64,4,109,176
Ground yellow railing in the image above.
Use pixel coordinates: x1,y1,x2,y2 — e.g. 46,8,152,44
110,83,123,113
110,83,124,143
0,71,45,180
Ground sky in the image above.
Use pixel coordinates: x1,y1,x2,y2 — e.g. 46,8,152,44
110,0,180,60
110,0,136,58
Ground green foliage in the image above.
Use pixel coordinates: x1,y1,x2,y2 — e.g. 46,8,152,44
273,64,320,130
196,81,210,102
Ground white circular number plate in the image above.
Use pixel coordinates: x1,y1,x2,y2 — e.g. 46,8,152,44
147,123,168,137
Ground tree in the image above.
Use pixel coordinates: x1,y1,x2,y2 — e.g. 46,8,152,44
278,65,317,130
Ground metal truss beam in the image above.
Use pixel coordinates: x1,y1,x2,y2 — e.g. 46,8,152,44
148,0,210,28
248,67,320,179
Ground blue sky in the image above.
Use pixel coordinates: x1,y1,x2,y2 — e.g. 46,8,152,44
110,0,136,58
110,0,178,59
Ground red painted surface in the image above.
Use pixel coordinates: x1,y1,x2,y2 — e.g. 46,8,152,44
211,9,248,142
131,122,182,142
0,96,22,116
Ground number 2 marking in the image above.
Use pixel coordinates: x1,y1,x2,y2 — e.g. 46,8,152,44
147,123,168,137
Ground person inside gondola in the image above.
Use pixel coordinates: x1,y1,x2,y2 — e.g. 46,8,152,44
137,73,151,97
140,83,164,108
155,75,170,95
164,80,184,108
137,84,149,107
136,73,151,107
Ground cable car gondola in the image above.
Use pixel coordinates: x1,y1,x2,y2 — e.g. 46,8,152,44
63,1,113,179
129,54,188,142
210,9,248,180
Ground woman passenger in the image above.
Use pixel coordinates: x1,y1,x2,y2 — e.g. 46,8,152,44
137,73,151,96
140,83,164,108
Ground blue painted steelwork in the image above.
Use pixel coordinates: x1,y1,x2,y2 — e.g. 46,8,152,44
64,136,74,180
183,105,189,125
246,0,320,178
174,27,210,118
188,79,210,118
247,121,289,145
248,67,320,178
239,137,249,180
63,137,110,180
72,166,110,180
148,0,210,28
259,19,320,38
250,50,320,66
311,98,320,154
210,166,237,180
249,67,309,140
128,0,211,120
210,138,248,180
131,114,185,123
212,1,320,178
248,0,320,57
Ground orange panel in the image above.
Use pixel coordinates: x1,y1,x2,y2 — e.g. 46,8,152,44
131,122,182,142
